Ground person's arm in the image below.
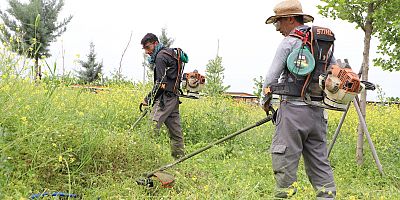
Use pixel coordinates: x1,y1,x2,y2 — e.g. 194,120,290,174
260,38,294,107
144,53,169,105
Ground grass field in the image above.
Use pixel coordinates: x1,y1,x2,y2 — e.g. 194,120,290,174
1,77,399,199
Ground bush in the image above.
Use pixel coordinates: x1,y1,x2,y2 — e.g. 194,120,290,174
0,75,399,199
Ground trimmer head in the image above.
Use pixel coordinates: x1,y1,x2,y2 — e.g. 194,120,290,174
136,177,154,187
136,171,175,188
153,171,175,188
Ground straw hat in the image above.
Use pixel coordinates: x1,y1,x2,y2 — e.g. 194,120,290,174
265,0,314,24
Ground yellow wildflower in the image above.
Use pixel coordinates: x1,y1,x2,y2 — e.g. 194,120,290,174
20,117,27,124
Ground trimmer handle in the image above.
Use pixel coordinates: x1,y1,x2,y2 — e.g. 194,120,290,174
139,103,145,112
139,103,147,112
269,106,276,116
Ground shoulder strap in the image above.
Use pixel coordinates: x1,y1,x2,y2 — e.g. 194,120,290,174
311,26,335,69
301,26,336,98
173,48,183,93
159,49,178,60
158,48,185,93
289,26,312,45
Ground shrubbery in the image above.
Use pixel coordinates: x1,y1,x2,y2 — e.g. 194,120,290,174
1,77,399,199
0,42,399,199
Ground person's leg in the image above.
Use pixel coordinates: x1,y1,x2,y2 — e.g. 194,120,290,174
303,108,336,199
271,101,305,198
163,95,184,159
150,93,175,137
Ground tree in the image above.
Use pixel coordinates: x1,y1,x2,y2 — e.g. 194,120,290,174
253,76,264,99
76,42,103,84
318,0,400,165
159,27,174,48
115,31,132,82
142,52,152,82
204,55,230,96
0,0,72,80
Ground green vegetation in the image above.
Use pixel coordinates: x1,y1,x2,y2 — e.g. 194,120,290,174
319,0,400,72
0,6,399,198
0,75,399,199
204,55,230,96
0,0,72,79
159,27,175,48
253,75,264,99
76,42,103,84
319,0,400,164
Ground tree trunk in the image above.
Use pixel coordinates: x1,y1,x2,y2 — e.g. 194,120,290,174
356,3,374,165
34,56,41,81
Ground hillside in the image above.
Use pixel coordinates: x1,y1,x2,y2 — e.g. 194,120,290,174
0,80,399,199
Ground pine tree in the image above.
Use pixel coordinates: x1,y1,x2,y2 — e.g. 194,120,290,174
0,0,72,80
159,27,174,48
204,56,230,96
77,42,103,84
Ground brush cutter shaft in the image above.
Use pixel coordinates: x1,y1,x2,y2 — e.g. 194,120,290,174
145,115,273,177
131,109,148,129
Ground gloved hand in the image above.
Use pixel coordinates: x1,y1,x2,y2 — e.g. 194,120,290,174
143,94,152,106
263,100,278,124
262,100,273,116
261,87,273,115
140,97,150,112
141,99,148,107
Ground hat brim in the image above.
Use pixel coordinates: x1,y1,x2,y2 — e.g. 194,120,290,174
265,14,314,24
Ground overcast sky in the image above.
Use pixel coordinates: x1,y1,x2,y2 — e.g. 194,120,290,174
1,0,399,100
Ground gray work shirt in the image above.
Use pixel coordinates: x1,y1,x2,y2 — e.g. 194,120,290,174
261,25,336,105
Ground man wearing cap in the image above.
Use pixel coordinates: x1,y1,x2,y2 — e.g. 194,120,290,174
261,0,336,199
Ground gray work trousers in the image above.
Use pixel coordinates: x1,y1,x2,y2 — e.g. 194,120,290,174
151,93,185,159
271,101,336,199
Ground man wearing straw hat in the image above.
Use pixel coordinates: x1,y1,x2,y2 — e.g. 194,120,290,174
261,0,336,199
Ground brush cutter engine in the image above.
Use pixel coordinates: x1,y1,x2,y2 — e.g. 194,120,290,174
319,64,364,110
181,70,205,99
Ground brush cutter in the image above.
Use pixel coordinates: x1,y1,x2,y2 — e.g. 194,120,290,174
130,103,150,130
136,112,274,188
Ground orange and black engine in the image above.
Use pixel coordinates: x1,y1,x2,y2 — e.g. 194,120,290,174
320,64,364,109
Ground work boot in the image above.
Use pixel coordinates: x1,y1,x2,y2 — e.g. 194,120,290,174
171,148,185,160
171,144,184,160
274,186,297,199
170,138,184,160
316,188,336,200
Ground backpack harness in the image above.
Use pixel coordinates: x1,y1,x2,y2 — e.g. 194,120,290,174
147,47,188,108
269,26,335,101
159,48,187,95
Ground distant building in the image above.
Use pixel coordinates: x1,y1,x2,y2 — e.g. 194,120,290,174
225,92,259,104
